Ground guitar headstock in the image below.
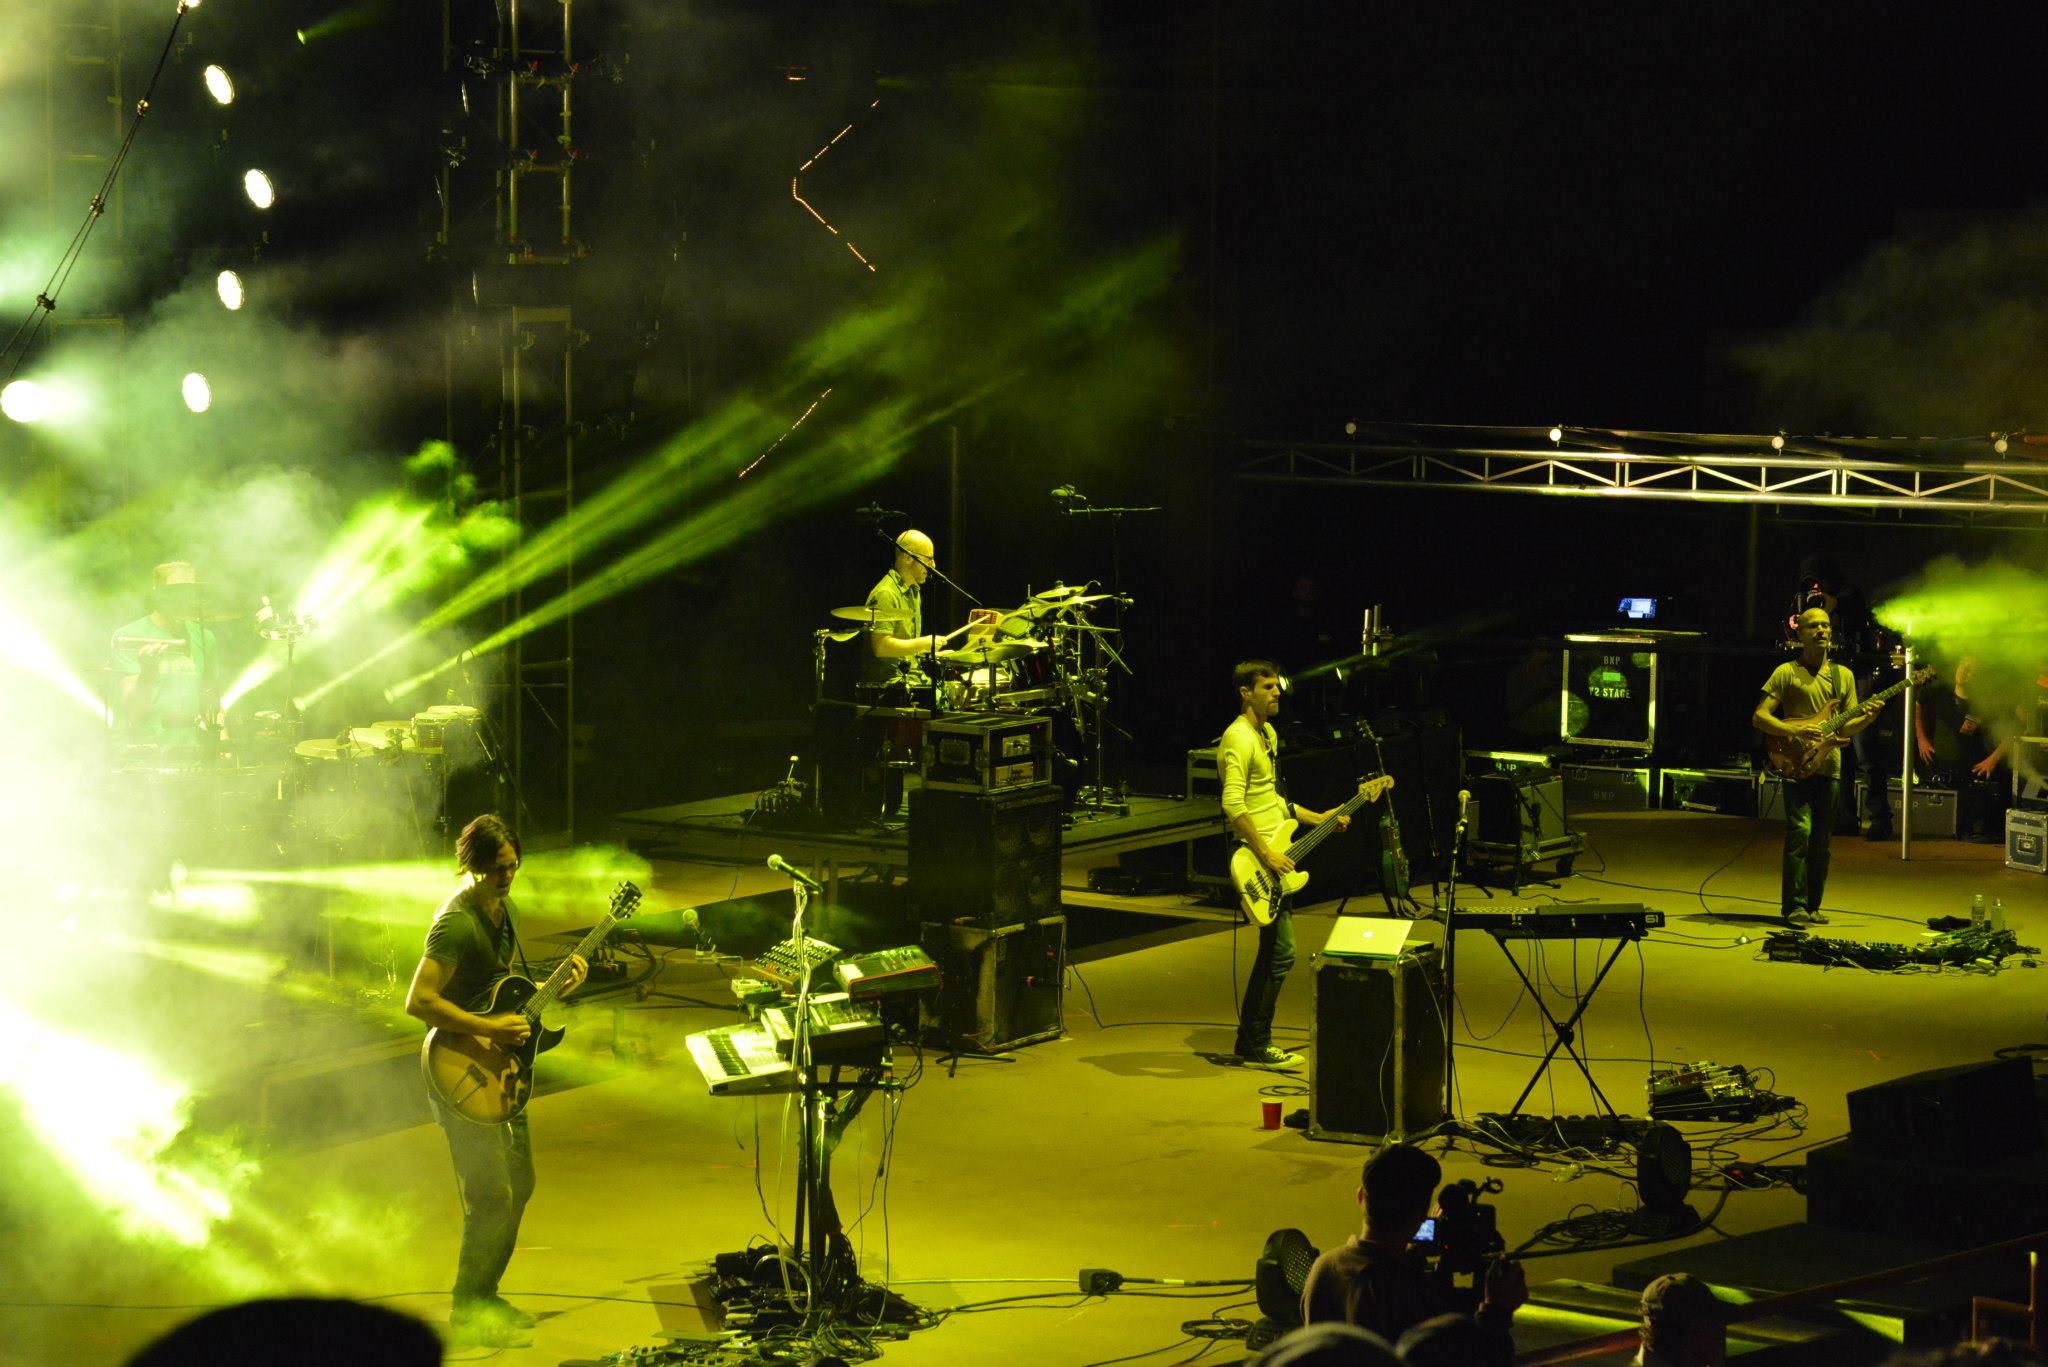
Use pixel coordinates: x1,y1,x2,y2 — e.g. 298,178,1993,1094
1909,666,1938,687
1355,774,1396,799
611,881,642,920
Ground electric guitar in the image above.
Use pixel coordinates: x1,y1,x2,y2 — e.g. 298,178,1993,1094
1764,667,1935,781
1358,720,1411,903
422,881,641,1124
1231,776,1396,925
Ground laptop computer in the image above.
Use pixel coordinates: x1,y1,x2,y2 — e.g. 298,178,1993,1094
1320,916,1427,960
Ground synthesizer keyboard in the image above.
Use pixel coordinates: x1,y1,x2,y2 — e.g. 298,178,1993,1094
762,992,886,1062
685,1023,796,1096
834,944,940,999
1451,902,1663,939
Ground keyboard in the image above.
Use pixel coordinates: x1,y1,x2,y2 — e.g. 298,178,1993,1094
685,1023,796,1096
763,992,886,1063
834,944,940,999
1451,902,1663,939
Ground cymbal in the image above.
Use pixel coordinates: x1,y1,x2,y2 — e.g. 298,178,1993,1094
1029,584,1093,602
939,639,1043,666
829,604,912,625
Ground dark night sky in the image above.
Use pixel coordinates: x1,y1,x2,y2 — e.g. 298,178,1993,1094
28,1,2048,814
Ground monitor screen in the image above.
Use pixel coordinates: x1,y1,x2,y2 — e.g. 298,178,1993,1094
1618,596,1657,621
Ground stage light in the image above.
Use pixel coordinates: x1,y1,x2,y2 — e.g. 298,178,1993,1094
1343,420,1358,436
1548,426,1563,444
215,269,244,310
181,372,212,413
242,169,275,209
1771,433,1786,451
1,379,49,423
202,64,235,105
1994,434,2010,455
0,592,113,724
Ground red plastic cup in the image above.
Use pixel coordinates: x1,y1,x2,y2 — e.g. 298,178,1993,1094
1261,1101,1283,1130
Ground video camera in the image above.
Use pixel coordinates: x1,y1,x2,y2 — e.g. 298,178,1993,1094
1410,1177,1506,1286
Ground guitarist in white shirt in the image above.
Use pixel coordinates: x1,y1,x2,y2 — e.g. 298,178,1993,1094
1219,661,1351,1070
1752,609,1878,926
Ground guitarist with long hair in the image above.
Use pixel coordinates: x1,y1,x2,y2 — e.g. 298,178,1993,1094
403,814,587,1347
1753,609,1879,926
1219,660,1351,1071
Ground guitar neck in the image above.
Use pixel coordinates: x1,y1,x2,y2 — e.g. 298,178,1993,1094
1820,672,1917,739
1287,781,1381,862
526,914,619,1017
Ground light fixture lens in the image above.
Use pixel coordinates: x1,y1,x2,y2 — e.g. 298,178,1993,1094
202,64,234,105
1771,434,1786,451
1548,426,1563,444
181,373,212,413
242,169,275,209
215,270,244,310
1,379,49,423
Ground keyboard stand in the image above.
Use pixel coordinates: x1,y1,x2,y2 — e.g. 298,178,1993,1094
1483,930,1639,1119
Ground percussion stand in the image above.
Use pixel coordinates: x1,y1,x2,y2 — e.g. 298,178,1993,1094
1052,490,1156,809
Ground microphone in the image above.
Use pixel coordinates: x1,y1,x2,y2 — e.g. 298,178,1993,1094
853,502,905,522
1455,789,1471,832
767,853,823,892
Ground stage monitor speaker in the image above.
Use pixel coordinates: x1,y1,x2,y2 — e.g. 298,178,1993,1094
1846,1057,2040,1160
909,782,1062,928
1308,952,1446,1143
1807,1136,2048,1243
920,916,1064,1051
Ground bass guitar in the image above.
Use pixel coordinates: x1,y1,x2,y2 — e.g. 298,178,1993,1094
1231,775,1396,925
422,880,641,1124
1764,666,1935,781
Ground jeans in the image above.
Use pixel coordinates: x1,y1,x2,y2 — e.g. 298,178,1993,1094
438,1105,534,1310
1235,901,1296,1054
1780,775,1839,917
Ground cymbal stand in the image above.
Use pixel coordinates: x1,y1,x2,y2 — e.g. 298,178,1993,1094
1052,490,1156,810
1070,614,1134,818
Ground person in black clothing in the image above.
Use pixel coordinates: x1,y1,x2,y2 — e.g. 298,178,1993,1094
403,814,586,1348
1299,1143,1525,1347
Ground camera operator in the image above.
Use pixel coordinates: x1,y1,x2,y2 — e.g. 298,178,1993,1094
1300,1143,1526,1352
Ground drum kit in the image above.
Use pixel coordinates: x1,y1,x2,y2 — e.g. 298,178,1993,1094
818,582,1131,809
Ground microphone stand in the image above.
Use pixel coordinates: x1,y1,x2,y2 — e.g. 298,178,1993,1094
1435,795,1473,1136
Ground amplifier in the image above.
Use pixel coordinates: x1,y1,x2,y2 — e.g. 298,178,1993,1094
1855,779,1958,838
2009,808,2046,873
922,712,1051,793
920,916,1064,1051
1561,762,1654,810
1660,767,1755,817
909,782,1062,928
1308,952,1446,1144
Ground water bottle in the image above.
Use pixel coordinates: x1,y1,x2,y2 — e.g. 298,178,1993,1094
1971,893,1986,929
1993,898,2007,934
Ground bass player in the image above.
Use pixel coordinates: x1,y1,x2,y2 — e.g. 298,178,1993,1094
403,814,586,1347
1752,608,1880,926
1219,660,1352,1070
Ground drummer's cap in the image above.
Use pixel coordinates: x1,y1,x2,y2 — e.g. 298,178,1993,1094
152,561,200,589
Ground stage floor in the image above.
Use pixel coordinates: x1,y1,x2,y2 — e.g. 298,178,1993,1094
2,809,2040,1367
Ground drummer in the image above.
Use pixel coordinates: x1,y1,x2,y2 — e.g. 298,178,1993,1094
863,528,997,683
111,560,224,761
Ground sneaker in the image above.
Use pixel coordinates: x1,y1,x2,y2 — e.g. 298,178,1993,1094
486,1296,537,1329
1239,1045,1303,1070
1782,909,1829,927
449,1302,533,1349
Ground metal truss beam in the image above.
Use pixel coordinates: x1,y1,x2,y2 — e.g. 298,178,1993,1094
1237,432,2048,523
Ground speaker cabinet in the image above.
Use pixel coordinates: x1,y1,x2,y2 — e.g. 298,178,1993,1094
1807,1137,2048,1243
920,917,1065,1051
1308,953,1447,1143
909,782,1062,928
1846,1057,2040,1159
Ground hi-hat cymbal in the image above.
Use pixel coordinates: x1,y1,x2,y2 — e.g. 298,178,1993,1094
939,639,1042,666
829,604,912,625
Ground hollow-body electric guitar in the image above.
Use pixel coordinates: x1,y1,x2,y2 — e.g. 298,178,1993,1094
1231,776,1396,925
422,881,641,1124
1764,667,1934,781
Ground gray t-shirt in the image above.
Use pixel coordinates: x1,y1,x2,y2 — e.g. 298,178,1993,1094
863,568,923,683
1760,659,1858,778
422,882,520,1013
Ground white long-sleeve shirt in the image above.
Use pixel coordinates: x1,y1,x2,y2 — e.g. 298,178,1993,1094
1217,715,1290,843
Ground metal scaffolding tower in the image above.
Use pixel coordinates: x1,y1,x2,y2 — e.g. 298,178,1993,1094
441,0,582,841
